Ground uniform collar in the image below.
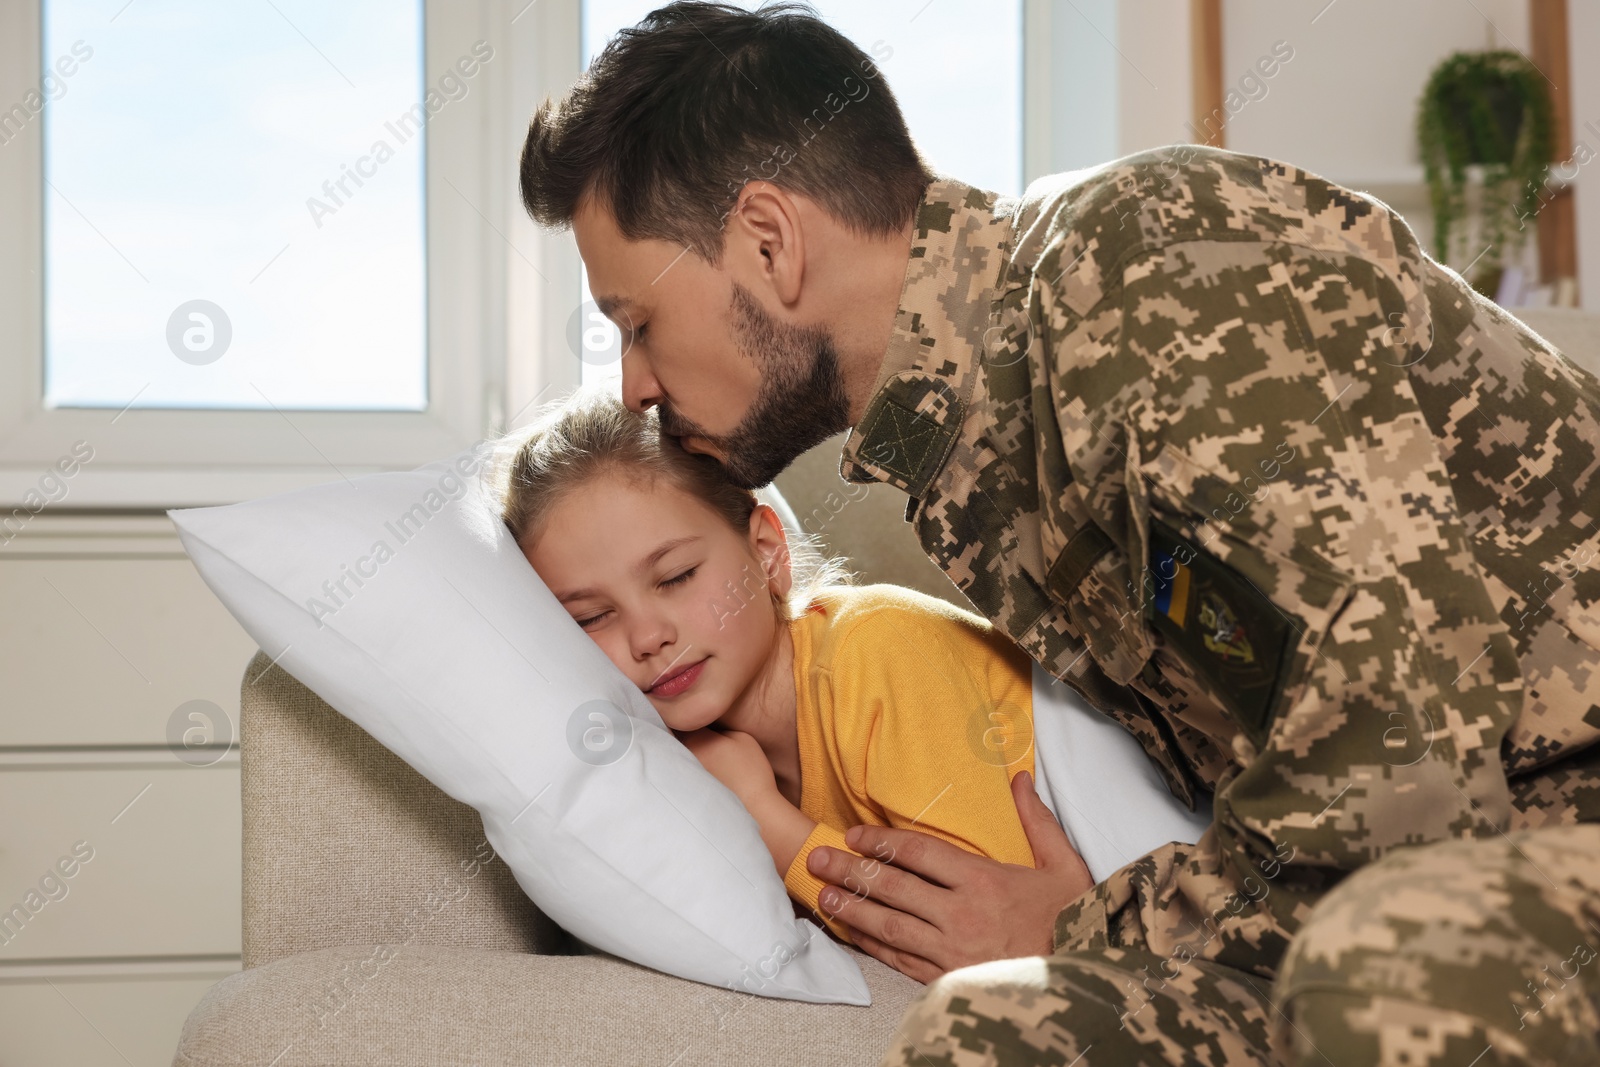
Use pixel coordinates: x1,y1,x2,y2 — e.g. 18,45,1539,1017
837,175,1016,496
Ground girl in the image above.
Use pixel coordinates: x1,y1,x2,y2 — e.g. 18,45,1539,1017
495,386,1093,945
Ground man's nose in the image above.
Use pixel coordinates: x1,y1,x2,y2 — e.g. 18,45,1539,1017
619,349,659,415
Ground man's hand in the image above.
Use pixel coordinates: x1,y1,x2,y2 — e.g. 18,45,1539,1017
806,770,1093,983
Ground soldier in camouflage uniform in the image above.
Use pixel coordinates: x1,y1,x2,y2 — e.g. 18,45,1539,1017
517,4,1600,1063
831,146,1600,1067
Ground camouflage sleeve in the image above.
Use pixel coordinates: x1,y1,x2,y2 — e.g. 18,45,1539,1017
1275,822,1600,1064
1042,196,1526,979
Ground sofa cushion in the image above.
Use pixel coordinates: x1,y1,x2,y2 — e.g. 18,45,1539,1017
173,943,924,1067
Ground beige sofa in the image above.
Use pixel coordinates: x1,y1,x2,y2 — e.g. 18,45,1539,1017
171,307,1599,1066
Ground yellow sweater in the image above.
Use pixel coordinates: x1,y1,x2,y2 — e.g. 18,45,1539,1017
782,583,1039,945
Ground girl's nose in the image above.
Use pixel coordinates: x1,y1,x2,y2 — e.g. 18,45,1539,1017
629,611,676,659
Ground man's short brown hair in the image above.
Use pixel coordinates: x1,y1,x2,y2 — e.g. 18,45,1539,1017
519,1,933,262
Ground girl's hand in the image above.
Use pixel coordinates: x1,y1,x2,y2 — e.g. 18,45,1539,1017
676,726,818,877
675,727,780,810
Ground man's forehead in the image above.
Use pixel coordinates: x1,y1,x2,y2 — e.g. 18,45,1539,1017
573,194,629,272
575,197,650,318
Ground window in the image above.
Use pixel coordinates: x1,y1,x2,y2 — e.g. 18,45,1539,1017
576,0,1025,392
0,0,518,506
42,0,429,411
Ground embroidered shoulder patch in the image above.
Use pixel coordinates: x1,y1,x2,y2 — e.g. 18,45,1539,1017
1144,517,1295,747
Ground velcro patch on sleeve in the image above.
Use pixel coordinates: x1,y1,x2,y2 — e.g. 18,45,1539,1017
1144,517,1295,747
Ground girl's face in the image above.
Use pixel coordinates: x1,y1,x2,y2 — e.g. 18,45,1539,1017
519,470,792,731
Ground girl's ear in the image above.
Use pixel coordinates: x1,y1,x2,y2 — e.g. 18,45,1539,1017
748,503,794,602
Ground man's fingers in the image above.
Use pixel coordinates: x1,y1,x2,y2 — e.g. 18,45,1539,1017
836,823,985,889
850,927,943,985
814,882,943,971
809,835,935,916
1012,769,1080,871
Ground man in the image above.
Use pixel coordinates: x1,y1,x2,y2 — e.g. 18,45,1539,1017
519,3,1600,1063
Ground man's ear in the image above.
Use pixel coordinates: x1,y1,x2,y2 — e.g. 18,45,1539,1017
725,181,804,306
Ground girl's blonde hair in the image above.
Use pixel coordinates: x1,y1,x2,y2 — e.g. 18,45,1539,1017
491,384,856,622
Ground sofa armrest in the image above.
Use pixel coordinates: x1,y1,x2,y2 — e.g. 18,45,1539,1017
239,651,576,968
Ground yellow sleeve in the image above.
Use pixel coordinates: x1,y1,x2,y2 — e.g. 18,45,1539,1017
783,822,861,945
845,605,1038,870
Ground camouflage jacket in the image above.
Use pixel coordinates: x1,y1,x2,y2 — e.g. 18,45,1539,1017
837,144,1600,978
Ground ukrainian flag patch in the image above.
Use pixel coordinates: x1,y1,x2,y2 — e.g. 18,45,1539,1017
1150,548,1191,625
1143,517,1294,748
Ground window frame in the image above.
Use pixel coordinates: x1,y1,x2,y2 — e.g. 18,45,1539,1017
0,0,583,508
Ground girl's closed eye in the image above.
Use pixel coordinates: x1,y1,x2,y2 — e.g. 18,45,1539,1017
573,566,699,628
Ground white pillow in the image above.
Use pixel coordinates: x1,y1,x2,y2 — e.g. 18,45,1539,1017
168,442,870,1006
1028,662,1213,882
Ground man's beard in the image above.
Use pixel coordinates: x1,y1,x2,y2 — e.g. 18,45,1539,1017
657,281,852,490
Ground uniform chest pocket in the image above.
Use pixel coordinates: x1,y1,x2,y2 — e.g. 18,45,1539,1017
1129,442,1356,751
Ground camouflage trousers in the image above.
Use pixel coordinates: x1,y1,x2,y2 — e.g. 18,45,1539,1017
877,816,1600,1067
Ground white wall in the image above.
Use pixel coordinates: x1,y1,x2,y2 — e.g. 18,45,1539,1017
1030,0,1192,176
1222,0,1528,185
1116,1,1191,156
1039,0,1590,308
1038,0,1123,174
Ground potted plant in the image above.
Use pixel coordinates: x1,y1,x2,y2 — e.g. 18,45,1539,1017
1416,49,1554,298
